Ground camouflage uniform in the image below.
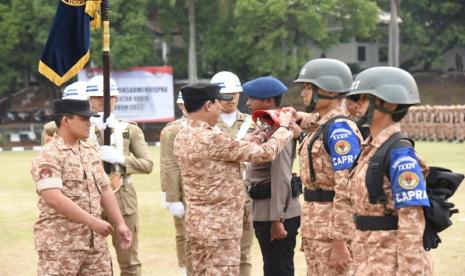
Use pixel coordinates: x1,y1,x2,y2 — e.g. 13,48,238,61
174,119,292,276
348,124,433,275
298,108,362,276
160,118,188,268
415,106,426,141
97,120,153,276
426,105,436,141
457,105,465,142
216,111,255,276
31,134,112,276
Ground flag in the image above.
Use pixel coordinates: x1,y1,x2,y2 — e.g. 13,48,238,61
38,0,101,86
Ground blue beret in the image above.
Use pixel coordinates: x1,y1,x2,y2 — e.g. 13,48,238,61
242,76,287,99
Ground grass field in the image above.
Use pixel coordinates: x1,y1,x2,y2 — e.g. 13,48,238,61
1,142,464,275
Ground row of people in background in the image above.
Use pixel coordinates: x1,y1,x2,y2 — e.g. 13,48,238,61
161,58,433,275
401,105,465,142
33,76,153,275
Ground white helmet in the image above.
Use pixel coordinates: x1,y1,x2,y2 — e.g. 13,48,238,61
62,81,88,100
176,92,184,104
210,71,243,93
86,75,120,97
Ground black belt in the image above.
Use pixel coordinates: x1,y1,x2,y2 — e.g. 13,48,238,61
303,188,335,202
354,215,399,231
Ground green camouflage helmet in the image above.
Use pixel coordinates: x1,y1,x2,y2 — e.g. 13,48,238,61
294,58,353,93
347,67,420,105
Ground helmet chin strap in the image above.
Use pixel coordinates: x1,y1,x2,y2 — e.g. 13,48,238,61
357,99,376,127
357,96,409,127
305,85,346,113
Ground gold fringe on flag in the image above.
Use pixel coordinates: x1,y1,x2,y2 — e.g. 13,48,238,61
38,51,90,86
85,0,102,30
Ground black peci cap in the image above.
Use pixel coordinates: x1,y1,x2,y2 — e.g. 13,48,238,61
54,99,100,117
181,82,233,105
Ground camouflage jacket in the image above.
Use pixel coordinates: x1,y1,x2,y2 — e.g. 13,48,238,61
31,134,109,251
173,119,292,241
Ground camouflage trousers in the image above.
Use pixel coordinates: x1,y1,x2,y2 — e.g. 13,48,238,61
302,238,351,276
351,237,433,275
37,247,112,276
187,237,241,276
174,215,187,268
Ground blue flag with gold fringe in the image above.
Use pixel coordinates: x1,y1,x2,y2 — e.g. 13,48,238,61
38,0,101,86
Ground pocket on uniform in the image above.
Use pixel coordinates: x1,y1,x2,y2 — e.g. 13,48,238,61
62,170,85,196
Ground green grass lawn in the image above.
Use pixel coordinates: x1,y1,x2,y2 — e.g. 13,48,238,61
1,142,464,275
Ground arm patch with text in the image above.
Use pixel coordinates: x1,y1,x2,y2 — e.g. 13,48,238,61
327,121,361,171
389,147,429,209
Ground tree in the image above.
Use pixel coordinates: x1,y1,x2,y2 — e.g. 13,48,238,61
89,0,160,70
156,0,380,80
399,0,465,71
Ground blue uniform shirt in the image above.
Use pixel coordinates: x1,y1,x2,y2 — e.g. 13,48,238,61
327,121,361,171
389,146,430,209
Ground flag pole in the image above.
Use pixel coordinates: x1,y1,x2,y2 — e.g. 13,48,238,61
102,0,112,174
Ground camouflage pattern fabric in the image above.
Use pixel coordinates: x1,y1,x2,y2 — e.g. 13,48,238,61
174,118,292,273
31,134,109,252
302,238,351,276
37,248,112,276
216,111,255,276
31,134,111,274
188,238,241,276
348,123,433,275
297,108,362,276
174,118,291,241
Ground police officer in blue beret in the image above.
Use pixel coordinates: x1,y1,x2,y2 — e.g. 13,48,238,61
243,76,302,276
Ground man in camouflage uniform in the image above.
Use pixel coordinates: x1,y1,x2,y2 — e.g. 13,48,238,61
415,105,426,141
455,105,465,143
87,75,154,276
210,71,254,276
244,76,302,276
160,92,189,274
173,82,294,276
291,58,363,276
426,105,436,141
344,67,433,275
31,99,132,276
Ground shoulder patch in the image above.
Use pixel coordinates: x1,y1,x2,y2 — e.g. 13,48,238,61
389,147,429,208
327,121,361,171
39,168,53,179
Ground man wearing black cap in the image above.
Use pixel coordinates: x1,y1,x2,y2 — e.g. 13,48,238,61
173,83,295,275
31,99,132,275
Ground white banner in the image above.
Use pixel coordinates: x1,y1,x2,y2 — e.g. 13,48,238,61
79,66,175,123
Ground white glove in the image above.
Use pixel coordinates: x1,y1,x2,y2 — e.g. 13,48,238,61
99,145,125,165
90,114,106,131
161,192,170,209
168,202,185,218
105,113,117,129
91,113,117,130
